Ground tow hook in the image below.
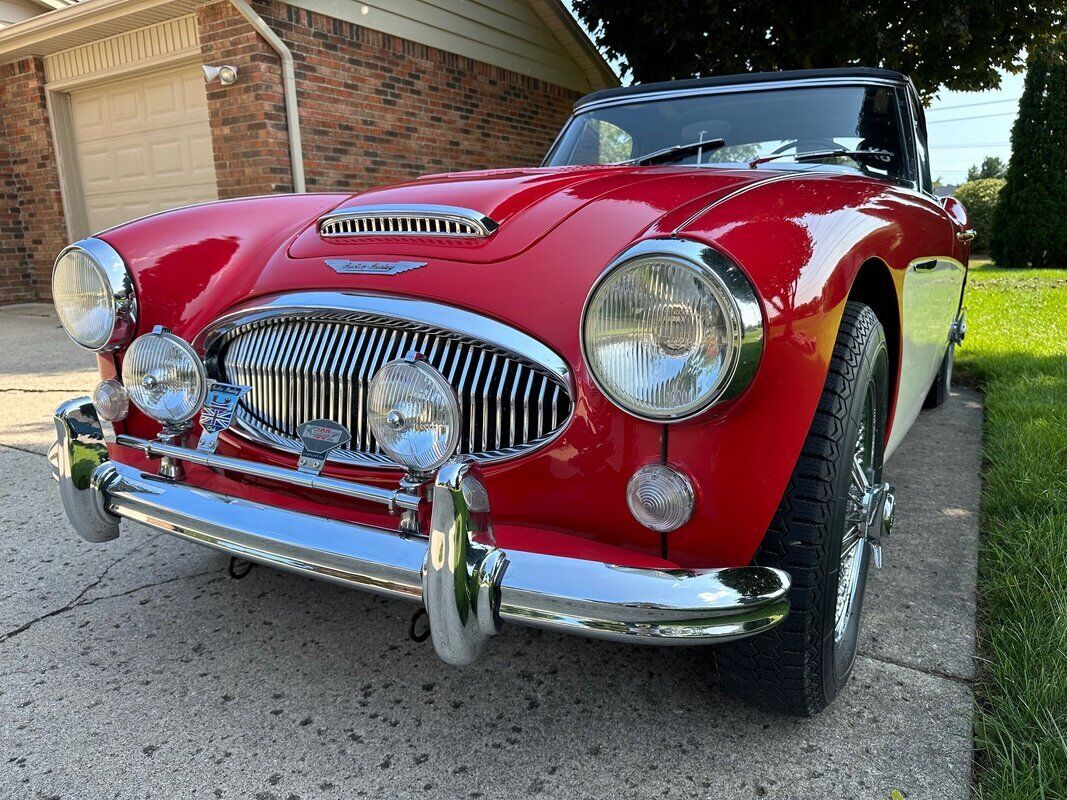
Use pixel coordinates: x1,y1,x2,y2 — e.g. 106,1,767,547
227,557,254,580
408,607,431,643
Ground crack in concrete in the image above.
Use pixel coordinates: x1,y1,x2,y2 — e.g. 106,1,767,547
0,534,221,645
858,650,974,686
0,442,48,459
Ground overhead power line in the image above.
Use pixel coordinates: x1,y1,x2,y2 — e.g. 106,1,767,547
929,98,1018,112
929,142,1010,149
927,112,1017,124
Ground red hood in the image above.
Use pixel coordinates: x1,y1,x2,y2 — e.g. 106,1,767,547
288,165,771,262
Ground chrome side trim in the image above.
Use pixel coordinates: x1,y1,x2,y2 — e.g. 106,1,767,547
319,205,499,238
52,237,137,352
580,238,765,422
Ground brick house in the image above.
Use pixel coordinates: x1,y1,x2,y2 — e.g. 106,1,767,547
0,0,617,303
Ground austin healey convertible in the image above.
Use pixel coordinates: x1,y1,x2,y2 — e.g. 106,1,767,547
50,67,969,715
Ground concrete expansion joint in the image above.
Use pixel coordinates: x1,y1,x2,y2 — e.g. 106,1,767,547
858,651,974,686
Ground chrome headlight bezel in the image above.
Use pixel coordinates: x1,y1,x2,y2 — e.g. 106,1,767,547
51,237,137,352
580,238,764,422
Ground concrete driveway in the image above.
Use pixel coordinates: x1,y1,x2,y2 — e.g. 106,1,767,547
0,304,981,800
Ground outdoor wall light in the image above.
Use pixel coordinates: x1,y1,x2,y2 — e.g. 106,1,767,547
203,64,239,86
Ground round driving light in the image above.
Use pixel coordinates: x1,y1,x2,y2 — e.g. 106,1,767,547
92,379,129,422
51,239,136,351
368,357,460,473
627,465,695,532
122,330,207,425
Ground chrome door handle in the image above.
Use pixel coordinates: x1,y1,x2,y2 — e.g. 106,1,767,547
956,229,976,242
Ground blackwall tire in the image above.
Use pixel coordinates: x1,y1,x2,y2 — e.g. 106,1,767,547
923,343,954,409
716,302,889,716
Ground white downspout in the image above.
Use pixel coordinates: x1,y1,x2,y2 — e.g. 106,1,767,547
225,0,306,193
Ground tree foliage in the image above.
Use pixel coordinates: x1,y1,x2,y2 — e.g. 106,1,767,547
992,42,1067,268
954,178,1005,253
571,1,1066,100
967,156,1007,182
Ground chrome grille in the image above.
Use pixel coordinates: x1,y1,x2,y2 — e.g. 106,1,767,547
319,205,498,239
213,315,571,467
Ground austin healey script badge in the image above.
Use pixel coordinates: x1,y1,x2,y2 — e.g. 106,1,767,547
325,259,427,275
197,382,251,454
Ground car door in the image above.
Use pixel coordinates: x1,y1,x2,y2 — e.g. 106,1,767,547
887,90,966,456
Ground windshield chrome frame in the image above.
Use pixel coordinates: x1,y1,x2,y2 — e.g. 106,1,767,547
542,76,921,192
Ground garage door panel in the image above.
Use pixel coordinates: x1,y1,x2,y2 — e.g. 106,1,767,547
69,63,217,233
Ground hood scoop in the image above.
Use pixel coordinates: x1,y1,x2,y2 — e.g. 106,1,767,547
318,204,499,239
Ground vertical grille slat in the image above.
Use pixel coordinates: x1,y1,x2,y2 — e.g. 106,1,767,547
216,315,571,467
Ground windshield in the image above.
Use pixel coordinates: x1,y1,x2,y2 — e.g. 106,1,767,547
545,85,912,184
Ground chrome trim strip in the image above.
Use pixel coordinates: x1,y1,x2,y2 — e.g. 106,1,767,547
52,237,137,352
580,238,765,422
54,398,792,655
671,172,815,234
318,204,499,238
196,292,570,388
573,76,906,113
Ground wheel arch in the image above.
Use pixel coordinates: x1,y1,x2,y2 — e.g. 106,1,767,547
846,257,901,433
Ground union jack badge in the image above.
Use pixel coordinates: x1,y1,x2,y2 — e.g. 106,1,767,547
197,382,251,453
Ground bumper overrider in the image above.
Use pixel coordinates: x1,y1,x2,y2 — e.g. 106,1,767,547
50,397,791,664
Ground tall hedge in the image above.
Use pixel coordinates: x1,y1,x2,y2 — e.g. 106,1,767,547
992,42,1067,268
955,178,1005,253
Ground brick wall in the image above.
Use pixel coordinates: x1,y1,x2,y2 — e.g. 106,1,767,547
0,57,66,303
0,3,584,303
197,0,580,197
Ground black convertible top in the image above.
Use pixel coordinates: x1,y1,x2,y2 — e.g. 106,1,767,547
575,67,910,109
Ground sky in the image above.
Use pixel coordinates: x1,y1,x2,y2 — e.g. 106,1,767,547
562,3,1024,186
925,71,1023,185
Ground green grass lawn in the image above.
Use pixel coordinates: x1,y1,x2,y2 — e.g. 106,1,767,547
955,261,1067,799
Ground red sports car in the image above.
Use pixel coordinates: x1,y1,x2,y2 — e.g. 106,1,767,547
50,67,969,715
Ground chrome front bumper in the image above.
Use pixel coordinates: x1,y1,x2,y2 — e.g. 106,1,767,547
51,397,791,664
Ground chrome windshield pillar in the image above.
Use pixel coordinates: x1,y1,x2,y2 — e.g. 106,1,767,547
423,461,507,665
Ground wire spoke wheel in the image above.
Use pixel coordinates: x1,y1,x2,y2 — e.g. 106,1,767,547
835,379,876,643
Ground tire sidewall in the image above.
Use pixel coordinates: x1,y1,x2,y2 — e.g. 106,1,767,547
819,319,889,700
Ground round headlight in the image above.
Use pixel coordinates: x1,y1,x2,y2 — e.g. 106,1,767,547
52,238,136,351
368,357,460,473
582,242,762,421
122,330,207,425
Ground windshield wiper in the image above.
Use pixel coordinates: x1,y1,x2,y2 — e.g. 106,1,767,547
748,148,894,169
620,138,727,166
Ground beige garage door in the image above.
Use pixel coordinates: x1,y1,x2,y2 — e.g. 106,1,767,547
69,63,218,233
